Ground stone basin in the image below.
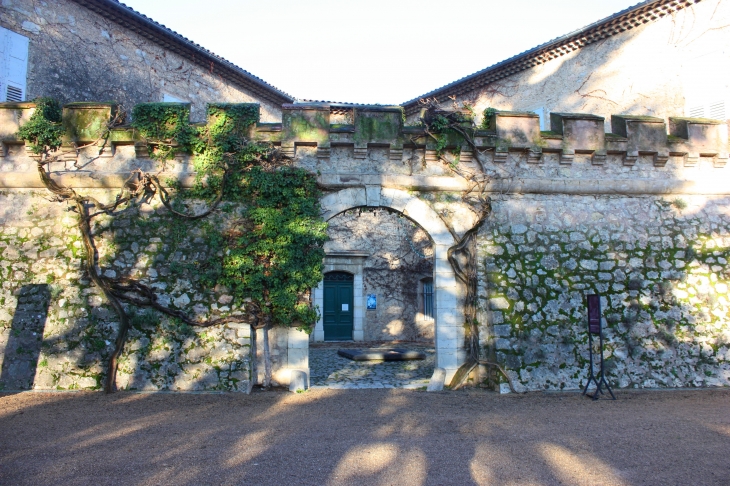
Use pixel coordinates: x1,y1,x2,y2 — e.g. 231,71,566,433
337,348,427,361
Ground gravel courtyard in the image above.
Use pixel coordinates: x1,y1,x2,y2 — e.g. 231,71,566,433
1,388,729,485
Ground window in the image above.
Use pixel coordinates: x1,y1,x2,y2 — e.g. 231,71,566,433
0,27,29,102
525,106,548,131
422,278,434,321
687,100,727,120
683,49,729,120
162,93,187,103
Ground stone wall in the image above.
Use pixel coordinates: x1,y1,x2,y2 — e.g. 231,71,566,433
2,100,729,391
325,208,434,341
0,0,283,122
428,0,729,132
0,189,254,391
479,194,730,391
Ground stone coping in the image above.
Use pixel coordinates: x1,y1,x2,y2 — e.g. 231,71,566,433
3,171,730,196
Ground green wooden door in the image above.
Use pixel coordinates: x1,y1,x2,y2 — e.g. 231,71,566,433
323,272,354,341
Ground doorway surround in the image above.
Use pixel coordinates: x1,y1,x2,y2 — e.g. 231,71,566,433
312,251,368,342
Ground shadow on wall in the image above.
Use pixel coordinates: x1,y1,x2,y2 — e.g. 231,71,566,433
0,284,51,390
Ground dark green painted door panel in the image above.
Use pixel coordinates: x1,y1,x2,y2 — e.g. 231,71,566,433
323,272,353,341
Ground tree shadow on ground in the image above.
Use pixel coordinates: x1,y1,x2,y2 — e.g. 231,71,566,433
2,388,730,485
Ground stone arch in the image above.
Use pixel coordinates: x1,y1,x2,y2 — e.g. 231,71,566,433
315,186,464,382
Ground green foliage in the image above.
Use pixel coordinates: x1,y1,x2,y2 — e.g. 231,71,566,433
21,97,327,339
140,102,326,333
427,113,472,157
216,166,327,332
480,107,497,130
17,97,64,154
131,103,199,162
671,198,688,211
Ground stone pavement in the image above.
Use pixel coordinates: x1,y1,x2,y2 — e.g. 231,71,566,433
309,341,435,389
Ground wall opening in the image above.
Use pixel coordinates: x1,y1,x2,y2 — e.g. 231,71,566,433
322,271,354,341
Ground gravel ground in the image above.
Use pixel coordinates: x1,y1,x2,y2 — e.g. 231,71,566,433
1,388,730,485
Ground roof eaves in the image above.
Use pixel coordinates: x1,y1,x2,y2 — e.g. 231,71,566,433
401,0,699,114
70,0,295,106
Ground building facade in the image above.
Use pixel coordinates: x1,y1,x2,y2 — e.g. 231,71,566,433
0,0,729,392
403,0,729,133
0,0,292,121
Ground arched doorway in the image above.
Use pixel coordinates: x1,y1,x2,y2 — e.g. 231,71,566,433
312,186,464,383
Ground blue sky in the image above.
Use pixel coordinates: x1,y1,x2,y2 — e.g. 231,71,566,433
121,0,642,104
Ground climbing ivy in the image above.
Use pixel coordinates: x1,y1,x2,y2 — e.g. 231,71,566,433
17,97,64,154
20,99,327,392
480,107,497,130
131,103,199,161
215,166,326,332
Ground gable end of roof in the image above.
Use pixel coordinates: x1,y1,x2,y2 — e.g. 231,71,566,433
402,0,701,114
70,0,295,106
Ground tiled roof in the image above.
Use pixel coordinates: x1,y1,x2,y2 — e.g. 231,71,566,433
70,0,295,106
401,0,700,115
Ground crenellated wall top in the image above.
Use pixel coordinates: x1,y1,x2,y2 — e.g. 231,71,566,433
1,101,729,195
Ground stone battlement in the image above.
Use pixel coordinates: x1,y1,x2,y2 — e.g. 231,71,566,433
1,101,728,194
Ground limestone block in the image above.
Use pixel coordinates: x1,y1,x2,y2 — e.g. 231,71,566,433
313,329,325,342
427,367,446,392
493,324,512,337
365,184,381,207
437,351,461,377
436,323,463,340
288,328,309,349
434,272,458,288
289,369,308,392
435,292,458,312
62,103,118,145
282,103,330,146
321,188,366,219
338,187,367,210
611,115,668,166
551,113,606,163
287,348,308,370
0,103,35,141
495,111,540,148
433,248,455,274
402,198,453,246
435,307,459,324
669,117,729,166
380,187,410,213
353,106,403,145
436,309,463,326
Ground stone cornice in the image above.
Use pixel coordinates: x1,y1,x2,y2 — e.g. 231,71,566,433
3,171,730,196
401,0,701,114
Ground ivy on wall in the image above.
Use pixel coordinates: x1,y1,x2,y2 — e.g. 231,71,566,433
20,99,327,392
16,97,64,154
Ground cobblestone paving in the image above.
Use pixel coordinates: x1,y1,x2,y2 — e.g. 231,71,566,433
309,342,435,389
